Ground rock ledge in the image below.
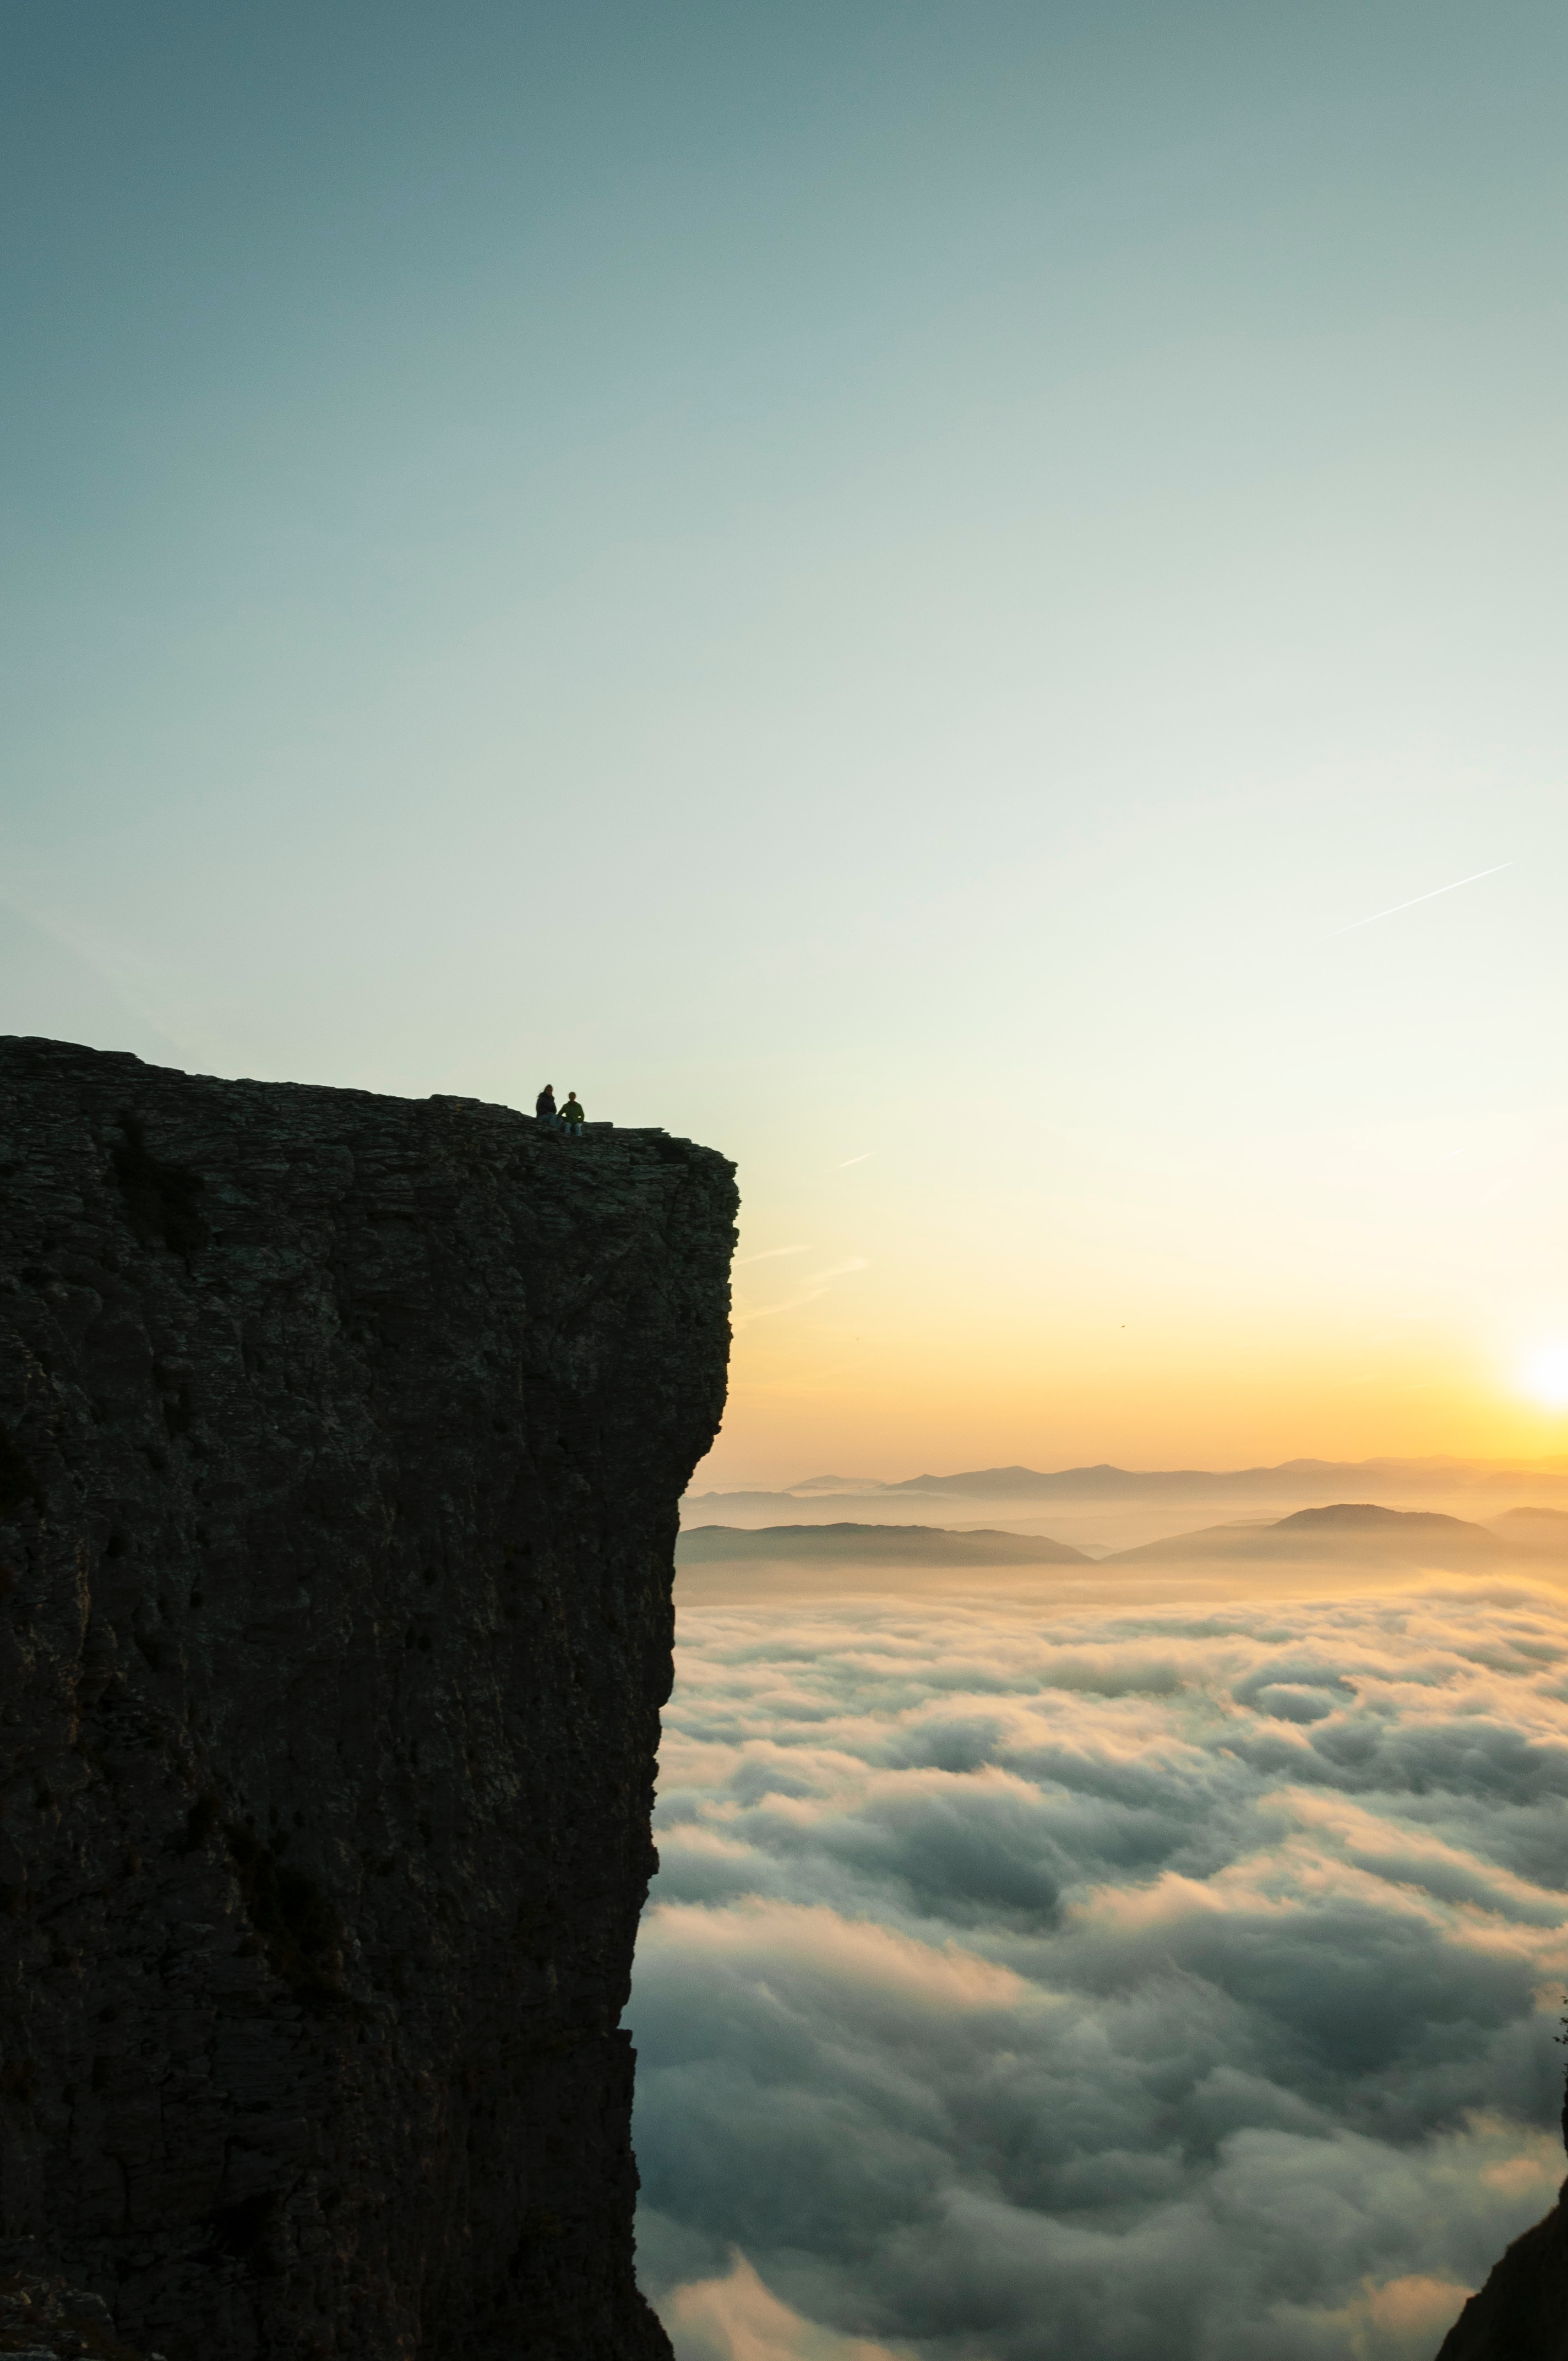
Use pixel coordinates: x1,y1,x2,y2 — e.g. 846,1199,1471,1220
0,1040,736,2361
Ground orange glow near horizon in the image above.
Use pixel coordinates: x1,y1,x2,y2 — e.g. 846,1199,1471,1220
692,1135,1568,1488
697,1323,1568,1490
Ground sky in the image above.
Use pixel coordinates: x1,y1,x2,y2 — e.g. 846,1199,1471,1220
634,1568,1568,2361
4,0,1568,1481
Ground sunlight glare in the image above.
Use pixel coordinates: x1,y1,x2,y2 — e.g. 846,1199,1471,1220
1521,1343,1568,1409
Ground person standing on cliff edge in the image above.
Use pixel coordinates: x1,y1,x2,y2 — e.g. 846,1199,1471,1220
535,1084,559,1130
562,1091,585,1138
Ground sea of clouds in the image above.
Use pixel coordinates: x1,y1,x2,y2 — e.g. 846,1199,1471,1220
628,1574,1568,2361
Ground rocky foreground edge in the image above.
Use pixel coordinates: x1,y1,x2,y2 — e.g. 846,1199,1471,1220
1434,2167,1568,2359
0,1039,736,2361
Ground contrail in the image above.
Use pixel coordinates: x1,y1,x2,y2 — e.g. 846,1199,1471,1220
834,1151,875,1169
1336,863,1511,935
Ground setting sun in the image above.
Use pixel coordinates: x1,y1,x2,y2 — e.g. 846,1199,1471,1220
1522,1343,1568,1410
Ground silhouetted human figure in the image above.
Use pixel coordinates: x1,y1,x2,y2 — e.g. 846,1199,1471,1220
535,1084,559,1130
561,1091,585,1138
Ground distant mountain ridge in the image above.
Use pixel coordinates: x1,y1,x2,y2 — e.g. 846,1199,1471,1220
1102,1502,1544,1568
677,1523,1091,1567
677,1503,1568,1578
685,1456,1568,1524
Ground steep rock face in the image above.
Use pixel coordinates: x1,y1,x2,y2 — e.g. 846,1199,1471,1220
0,1039,736,2361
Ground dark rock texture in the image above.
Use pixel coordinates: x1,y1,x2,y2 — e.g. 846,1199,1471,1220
0,1039,736,2361
1434,2181,1568,2360
0,2265,155,2358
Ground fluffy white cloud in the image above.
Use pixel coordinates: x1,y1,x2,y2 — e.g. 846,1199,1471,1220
631,1577,1568,2361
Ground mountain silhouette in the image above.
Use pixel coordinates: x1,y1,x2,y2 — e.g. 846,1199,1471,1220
676,1522,1091,1566
685,1456,1568,1525
1103,1502,1534,1568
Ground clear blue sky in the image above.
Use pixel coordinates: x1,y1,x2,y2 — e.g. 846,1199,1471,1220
5,1,1566,1476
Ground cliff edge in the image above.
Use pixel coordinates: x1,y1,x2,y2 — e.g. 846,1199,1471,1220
0,1038,737,2361
1434,2183,1568,2361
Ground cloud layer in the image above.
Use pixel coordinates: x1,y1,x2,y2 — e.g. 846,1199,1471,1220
630,1576,1568,2361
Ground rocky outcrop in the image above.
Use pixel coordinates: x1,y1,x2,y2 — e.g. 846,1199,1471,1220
1435,2180,1568,2360
0,2266,157,2358
0,1040,736,2361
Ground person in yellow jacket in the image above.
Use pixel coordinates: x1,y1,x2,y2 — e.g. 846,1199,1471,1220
561,1091,585,1138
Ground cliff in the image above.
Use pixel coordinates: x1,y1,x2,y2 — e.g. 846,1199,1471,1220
0,1038,737,2361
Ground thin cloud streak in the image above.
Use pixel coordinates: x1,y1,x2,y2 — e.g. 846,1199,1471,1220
1335,863,1511,935
731,1258,871,1331
736,1245,811,1267
834,1152,876,1169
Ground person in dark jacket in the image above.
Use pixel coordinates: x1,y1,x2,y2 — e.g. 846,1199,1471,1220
535,1085,559,1129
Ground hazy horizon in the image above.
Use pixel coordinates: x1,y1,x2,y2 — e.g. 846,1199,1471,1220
688,1448,1568,1490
